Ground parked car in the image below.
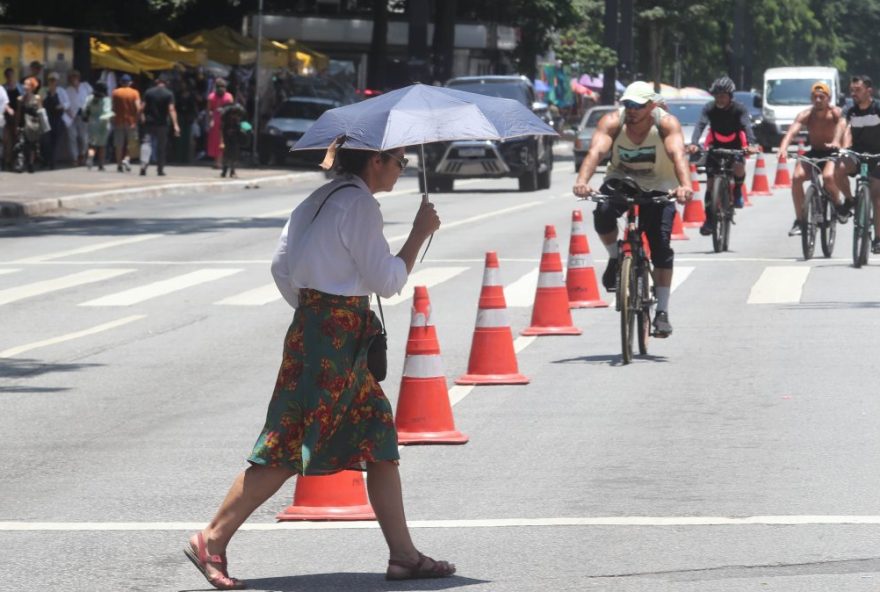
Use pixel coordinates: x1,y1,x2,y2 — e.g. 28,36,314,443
259,97,340,166
573,105,616,171
662,98,712,167
417,75,554,192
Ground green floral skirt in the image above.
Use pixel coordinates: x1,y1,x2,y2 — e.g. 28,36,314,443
248,289,399,475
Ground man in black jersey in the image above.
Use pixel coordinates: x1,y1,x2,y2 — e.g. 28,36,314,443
686,76,758,236
834,75,880,253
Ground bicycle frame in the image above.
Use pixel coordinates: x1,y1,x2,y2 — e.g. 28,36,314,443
705,148,746,253
842,150,880,267
794,154,838,260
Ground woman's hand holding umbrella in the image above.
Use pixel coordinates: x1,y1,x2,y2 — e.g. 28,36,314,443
397,199,440,273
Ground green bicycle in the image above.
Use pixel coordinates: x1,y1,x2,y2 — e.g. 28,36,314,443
841,149,880,268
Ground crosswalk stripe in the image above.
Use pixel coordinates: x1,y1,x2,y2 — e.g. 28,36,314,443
79,269,242,307
12,235,163,263
215,283,281,306
504,268,539,308
0,269,20,275
0,269,135,306
670,266,695,293
384,267,469,306
0,315,146,358
747,266,811,304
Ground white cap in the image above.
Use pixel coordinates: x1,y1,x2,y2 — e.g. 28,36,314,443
620,81,660,105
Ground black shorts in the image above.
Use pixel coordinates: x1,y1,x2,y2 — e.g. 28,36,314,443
804,148,836,160
841,152,880,179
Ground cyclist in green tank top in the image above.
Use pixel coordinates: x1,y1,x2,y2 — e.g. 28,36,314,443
573,81,693,337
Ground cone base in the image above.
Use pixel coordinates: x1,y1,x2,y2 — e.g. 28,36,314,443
682,221,703,228
276,505,376,521
569,299,608,309
751,189,772,196
671,233,690,240
772,184,790,189
397,430,469,445
521,326,582,336
455,372,530,385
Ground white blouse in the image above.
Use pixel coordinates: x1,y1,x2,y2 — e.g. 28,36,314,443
271,175,408,308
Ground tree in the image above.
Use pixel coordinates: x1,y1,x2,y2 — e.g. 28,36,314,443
553,0,616,74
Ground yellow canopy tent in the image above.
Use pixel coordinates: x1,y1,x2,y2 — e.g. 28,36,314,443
287,39,329,73
179,27,288,67
91,37,178,73
129,33,205,67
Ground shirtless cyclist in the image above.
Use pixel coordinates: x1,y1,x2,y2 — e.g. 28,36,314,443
777,81,849,236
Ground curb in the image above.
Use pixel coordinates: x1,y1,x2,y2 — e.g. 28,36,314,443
0,170,327,218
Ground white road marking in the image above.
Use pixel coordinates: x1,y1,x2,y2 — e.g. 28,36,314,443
0,315,146,358
0,269,135,306
383,267,469,306
4,516,880,531
514,335,537,353
12,235,163,263
215,283,281,306
504,268,539,308
0,268,19,275
79,269,242,307
448,384,474,407
747,266,811,304
670,266,695,293
387,201,543,244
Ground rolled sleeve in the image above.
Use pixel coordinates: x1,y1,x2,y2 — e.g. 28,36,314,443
341,197,407,297
270,218,299,308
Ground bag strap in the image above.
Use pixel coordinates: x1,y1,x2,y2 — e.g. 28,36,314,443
374,294,386,335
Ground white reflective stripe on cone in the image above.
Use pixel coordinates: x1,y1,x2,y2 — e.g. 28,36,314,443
537,271,566,288
410,308,433,328
571,221,585,234
402,354,445,378
568,254,592,269
475,307,511,328
542,238,560,254
482,266,501,287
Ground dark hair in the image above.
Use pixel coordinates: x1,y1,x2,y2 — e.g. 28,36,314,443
334,148,390,175
852,75,873,88
4,67,14,77
93,81,108,96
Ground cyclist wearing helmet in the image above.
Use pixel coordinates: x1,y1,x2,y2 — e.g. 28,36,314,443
687,76,758,236
573,81,693,337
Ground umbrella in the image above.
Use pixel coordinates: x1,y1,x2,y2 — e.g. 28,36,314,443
658,83,680,98
534,79,550,93
678,86,712,99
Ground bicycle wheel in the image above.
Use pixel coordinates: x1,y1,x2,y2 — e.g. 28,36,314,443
861,196,873,266
820,192,836,257
636,263,652,355
801,185,818,260
710,176,727,253
619,255,635,364
854,184,870,268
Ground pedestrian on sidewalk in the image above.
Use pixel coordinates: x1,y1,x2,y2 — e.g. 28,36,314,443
15,77,43,174
65,70,92,166
139,77,180,176
38,72,69,170
207,78,233,169
83,82,113,171
2,68,22,171
219,100,246,178
0,83,7,168
184,147,456,590
111,74,140,172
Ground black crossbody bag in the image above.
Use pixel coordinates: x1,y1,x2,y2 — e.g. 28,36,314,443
309,184,388,382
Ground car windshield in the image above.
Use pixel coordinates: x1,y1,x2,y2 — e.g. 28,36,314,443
582,108,613,127
663,102,705,125
767,79,830,106
275,101,334,120
446,81,529,106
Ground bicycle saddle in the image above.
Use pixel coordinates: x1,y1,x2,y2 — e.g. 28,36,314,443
605,176,645,198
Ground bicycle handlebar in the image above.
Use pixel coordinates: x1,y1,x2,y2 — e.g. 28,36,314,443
587,191,672,205
794,152,839,169
839,149,880,160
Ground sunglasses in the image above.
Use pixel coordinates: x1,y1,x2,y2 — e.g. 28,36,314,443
387,153,408,171
622,100,649,110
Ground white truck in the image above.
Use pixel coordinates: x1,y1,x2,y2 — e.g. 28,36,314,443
759,66,841,152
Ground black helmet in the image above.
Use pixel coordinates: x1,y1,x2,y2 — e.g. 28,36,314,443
710,76,736,95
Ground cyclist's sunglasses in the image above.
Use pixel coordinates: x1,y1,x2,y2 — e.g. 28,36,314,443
621,100,649,110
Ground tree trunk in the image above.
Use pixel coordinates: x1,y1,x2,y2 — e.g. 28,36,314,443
432,0,456,82
408,0,430,83
368,0,388,90
601,0,618,105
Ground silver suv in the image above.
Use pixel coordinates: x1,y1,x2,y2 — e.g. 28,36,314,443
418,76,554,192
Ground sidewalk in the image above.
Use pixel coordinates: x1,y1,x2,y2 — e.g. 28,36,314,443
0,163,325,218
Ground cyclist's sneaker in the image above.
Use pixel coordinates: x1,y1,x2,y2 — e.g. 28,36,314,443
836,201,852,223
699,221,713,236
788,219,802,236
873,238,880,254
602,257,618,292
653,311,672,338
733,188,744,208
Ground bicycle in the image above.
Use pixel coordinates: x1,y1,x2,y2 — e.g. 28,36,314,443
587,178,672,364
840,149,880,268
793,152,839,260
704,147,748,253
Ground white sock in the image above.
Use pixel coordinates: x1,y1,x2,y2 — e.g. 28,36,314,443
655,286,671,312
605,242,619,259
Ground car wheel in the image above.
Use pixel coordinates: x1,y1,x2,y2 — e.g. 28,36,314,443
419,175,453,193
519,168,538,191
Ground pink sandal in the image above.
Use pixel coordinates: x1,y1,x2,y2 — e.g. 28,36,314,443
386,552,456,581
183,532,247,590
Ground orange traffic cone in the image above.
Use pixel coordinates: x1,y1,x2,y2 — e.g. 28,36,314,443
797,138,806,157
742,182,753,207
522,225,582,336
773,152,791,188
690,162,700,192
277,472,375,521
565,210,608,308
671,208,689,240
456,252,529,385
751,151,772,195
684,164,706,227
395,286,468,445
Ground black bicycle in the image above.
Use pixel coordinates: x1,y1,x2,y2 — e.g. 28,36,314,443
588,179,671,364
794,152,839,260
841,149,880,268
705,148,748,253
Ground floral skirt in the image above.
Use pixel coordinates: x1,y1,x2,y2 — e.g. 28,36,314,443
248,289,399,475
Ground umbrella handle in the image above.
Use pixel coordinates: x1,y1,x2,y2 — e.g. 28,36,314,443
419,233,434,263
